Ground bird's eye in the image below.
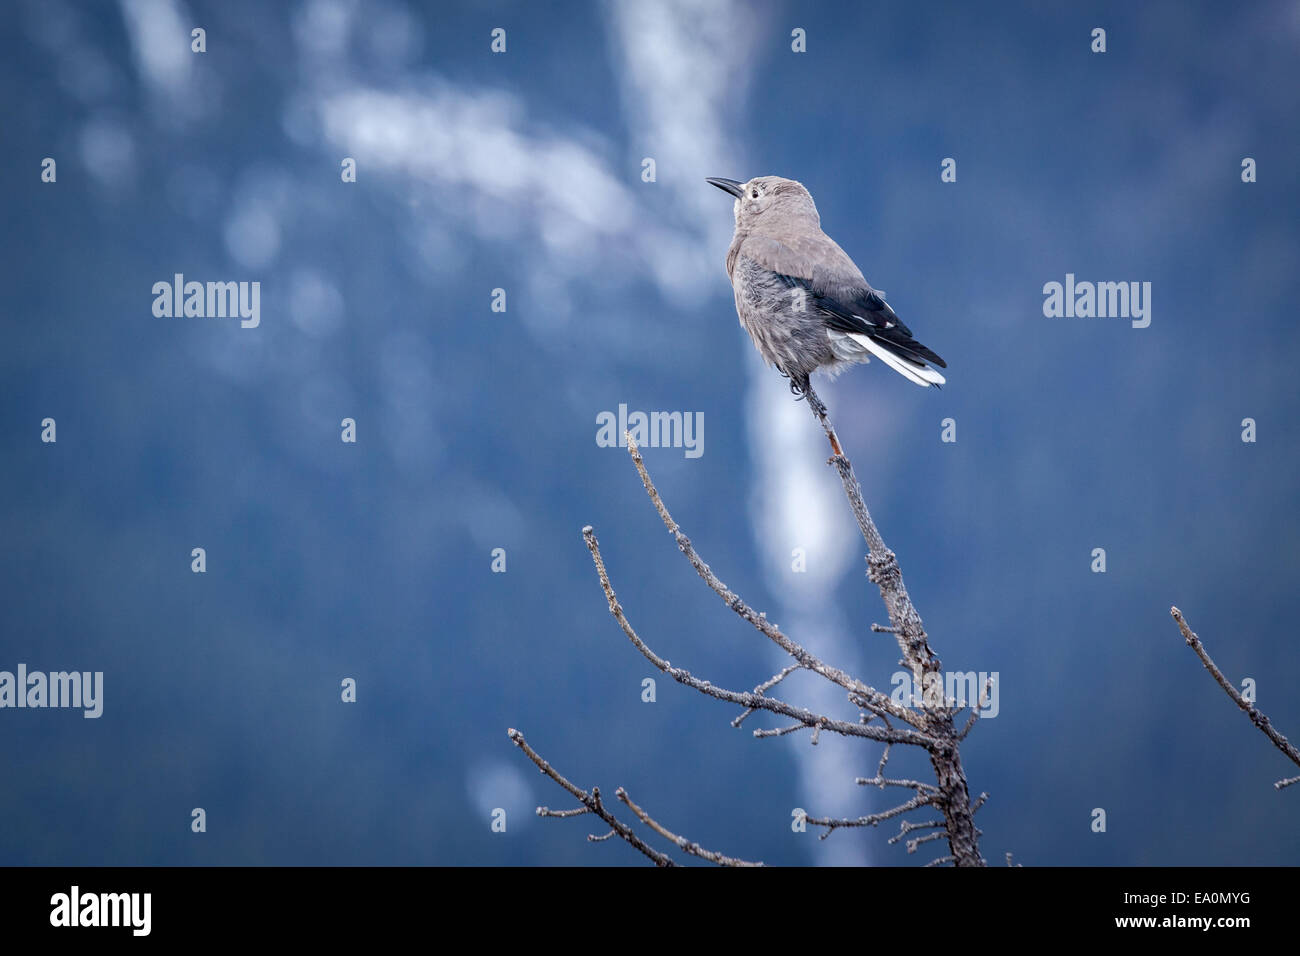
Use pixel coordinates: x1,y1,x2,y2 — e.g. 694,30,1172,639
750,188,759,199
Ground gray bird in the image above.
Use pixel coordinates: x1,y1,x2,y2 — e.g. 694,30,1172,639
707,176,946,398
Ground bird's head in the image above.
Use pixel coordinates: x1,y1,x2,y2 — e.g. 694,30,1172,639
706,175,820,232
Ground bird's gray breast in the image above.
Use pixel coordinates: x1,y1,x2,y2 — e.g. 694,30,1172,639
731,255,837,379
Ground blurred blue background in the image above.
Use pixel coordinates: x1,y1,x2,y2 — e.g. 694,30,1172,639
2,0,1297,866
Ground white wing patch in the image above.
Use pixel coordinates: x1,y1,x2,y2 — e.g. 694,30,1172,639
846,332,946,387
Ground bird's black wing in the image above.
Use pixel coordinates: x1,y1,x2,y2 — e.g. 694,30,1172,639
774,271,948,369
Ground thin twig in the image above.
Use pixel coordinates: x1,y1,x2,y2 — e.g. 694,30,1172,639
753,721,813,739
616,788,764,867
508,729,676,866
1171,607,1300,790
734,664,804,728
888,818,945,845
855,774,939,793
806,791,934,840
537,806,589,819
905,830,948,854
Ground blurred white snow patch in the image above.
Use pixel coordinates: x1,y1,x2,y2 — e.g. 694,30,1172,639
119,0,191,87
603,0,758,232
604,0,870,864
316,85,633,233
119,0,211,121
744,368,872,865
747,374,857,601
466,758,535,824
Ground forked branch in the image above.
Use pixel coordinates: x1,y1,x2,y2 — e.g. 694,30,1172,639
513,390,987,866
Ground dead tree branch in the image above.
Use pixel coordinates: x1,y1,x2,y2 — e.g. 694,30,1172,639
804,383,984,866
512,387,988,866
1170,607,1300,790
582,525,934,747
624,441,920,729
616,788,764,867
508,729,676,866
508,729,763,866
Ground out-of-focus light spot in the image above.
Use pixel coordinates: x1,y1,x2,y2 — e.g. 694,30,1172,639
465,760,534,825
119,0,193,96
79,118,135,187
224,207,281,269
289,269,345,338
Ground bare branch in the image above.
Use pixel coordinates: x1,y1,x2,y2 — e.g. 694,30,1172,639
904,830,948,854
616,788,764,867
625,437,921,728
856,773,939,794
802,383,984,867
733,664,804,728
582,525,936,748
876,744,892,778
755,662,803,695
955,677,995,740
521,393,986,866
802,386,937,675
1171,607,1300,789
753,721,813,740
806,790,934,840
508,729,677,866
887,818,945,846
537,806,589,819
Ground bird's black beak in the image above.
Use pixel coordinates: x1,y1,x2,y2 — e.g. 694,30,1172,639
706,177,745,199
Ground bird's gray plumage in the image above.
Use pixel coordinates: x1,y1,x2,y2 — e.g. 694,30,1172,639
707,176,947,392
